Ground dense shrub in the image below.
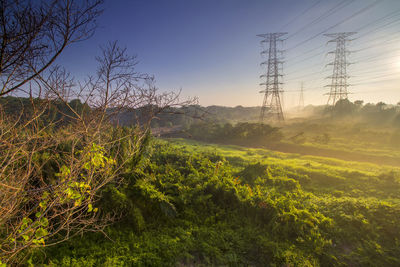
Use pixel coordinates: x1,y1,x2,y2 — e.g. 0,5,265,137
187,122,283,146
32,140,400,266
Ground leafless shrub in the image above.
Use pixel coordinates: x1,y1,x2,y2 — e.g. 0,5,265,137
0,1,195,264
0,0,102,97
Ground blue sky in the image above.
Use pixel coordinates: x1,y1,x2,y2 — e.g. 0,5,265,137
57,0,400,107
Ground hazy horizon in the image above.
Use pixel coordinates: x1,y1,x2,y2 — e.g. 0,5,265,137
56,0,400,109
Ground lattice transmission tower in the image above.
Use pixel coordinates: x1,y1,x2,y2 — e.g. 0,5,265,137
299,82,304,110
257,32,287,123
324,32,356,106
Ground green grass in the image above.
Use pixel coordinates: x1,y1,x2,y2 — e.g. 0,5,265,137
167,138,400,201
34,138,400,266
281,120,400,159
168,138,398,174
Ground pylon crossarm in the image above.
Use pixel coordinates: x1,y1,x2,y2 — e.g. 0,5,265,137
326,62,353,66
324,84,351,87
325,75,350,79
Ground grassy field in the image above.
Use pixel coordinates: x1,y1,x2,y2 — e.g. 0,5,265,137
279,119,400,162
167,138,400,201
34,137,400,266
183,119,400,167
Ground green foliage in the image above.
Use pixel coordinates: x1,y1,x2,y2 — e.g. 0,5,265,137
136,105,261,128
321,99,400,127
0,96,90,126
187,122,283,146
31,139,400,266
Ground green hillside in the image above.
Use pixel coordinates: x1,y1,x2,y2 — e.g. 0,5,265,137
34,138,400,266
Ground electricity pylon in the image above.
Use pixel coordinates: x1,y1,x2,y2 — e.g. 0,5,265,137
257,32,287,123
324,32,356,106
299,82,304,110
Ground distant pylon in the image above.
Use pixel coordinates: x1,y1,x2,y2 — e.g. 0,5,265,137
324,32,356,106
299,82,304,110
257,32,287,123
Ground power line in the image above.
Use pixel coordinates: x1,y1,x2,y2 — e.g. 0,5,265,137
285,52,399,88
285,67,328,82
354,7,400,33
287,37,400,79
287,0,383,51
353,60,400,75
287,7,399,57
353,77,399,85
354,48,400,62
282,0,400,80
353,69,400,78
352,88,400,94
279,0,323,31
267,0,398,103
352,72,400,83
287,0,353,39
286,38,400,83
285,49,331,81
353,35,400,54
356,15,400,40
286,50,326,71
285,8,400,69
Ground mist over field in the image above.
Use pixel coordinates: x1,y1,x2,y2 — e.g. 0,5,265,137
1,0,400,266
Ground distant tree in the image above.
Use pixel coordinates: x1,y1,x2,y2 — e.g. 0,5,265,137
187,122,282,145
354,100,364,106
376,102,387,110
333,99,356,116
